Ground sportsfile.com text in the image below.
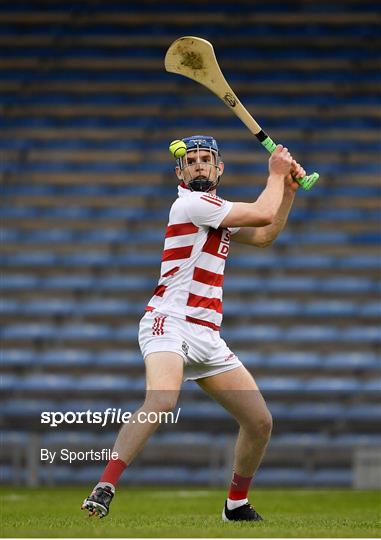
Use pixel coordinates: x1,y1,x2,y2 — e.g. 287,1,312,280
41,408,181,427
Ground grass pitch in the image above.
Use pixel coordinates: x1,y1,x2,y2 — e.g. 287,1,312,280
1,487,380,537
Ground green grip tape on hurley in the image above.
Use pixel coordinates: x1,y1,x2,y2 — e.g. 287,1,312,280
261,136,277,153
261,136,319,191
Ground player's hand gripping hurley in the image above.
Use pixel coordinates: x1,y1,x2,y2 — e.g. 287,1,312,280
165,37,319,190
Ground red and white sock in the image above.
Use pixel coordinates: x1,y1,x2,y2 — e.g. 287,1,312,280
94,457,127,493
227,472,253,510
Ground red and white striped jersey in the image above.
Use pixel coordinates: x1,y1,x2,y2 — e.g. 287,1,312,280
145,184,239,331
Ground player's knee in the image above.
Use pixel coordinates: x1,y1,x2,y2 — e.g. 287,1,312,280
143,391,179,414
256,410,273,441
246,410,272,442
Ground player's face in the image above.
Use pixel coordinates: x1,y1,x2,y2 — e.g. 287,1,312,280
176,149,224,191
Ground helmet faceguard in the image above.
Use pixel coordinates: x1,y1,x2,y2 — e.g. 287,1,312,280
175,135,222,192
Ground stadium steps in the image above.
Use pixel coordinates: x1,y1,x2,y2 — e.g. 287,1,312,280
2,299,380,327
1,9,379,25
2,349,379,376
1,0,379,487
0,33,377,49
2,374,379,398
2,148,379,170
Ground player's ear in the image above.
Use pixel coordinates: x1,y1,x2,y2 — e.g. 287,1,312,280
218,160,224,176
175,165,183,180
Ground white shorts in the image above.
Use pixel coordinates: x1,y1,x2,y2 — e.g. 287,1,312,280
138,311,242,381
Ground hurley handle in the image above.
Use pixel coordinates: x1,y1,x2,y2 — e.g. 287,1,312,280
259,133,319,191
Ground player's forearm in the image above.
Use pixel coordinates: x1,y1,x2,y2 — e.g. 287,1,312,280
220,173,285,228
253,173,285,222
256,187,295,245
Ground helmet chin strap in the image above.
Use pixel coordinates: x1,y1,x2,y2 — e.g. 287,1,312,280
188,174,220,192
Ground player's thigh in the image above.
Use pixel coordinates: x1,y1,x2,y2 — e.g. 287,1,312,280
145,351,184,390
197,365,272,430
144,352,184,412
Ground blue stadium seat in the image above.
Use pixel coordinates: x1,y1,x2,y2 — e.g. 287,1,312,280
1,228,21,241
112,326,140,340
285,326,339,342
304,300,357,317
179,402,230,420
1,323,57,339
248,300,301,316
297,231,349,245
0,466,17,484
19,375,75,391
74,466,105,484
2,252,57,266
98,207,148,220
305,377,359,394
23,299,77,315
0,299,20,314
0,431,29,446
255,468,309,486
232,351,265,368
76,375,144,391
59,252,113,266
321,277,375,293
40,349,94,367
345,404,381,421
312,469,351,487
256,376,303,393
317,208,364,221
362,379,381,394
43,275,95,289
223,325,282,342
1,349,36,366
39,466,81,485
361,302,381,317
352,232,381,245
221,276,264,290
61,185,109,196
332,434,381,446
340,254,381,269
1,374,19,391
153,432,225,445
79,299,133,315
96,275,154,290
43,207,93,219
271,433,330,446
0,207,37,218
59,324,112,340
286,403,345,421
341,326,380,342
120,467,193,485
80,229,131,243
324,352,379,370
229,253,278,269
95,350,141,367
2,274,39,290
266,277,318,292
282,254,334,269
267,352,321,369
2,399,56,416
113,254,161,266
61,399,117,413
23,229,74,243
134,230,165,243
42,431,114,446
189,468,226,485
